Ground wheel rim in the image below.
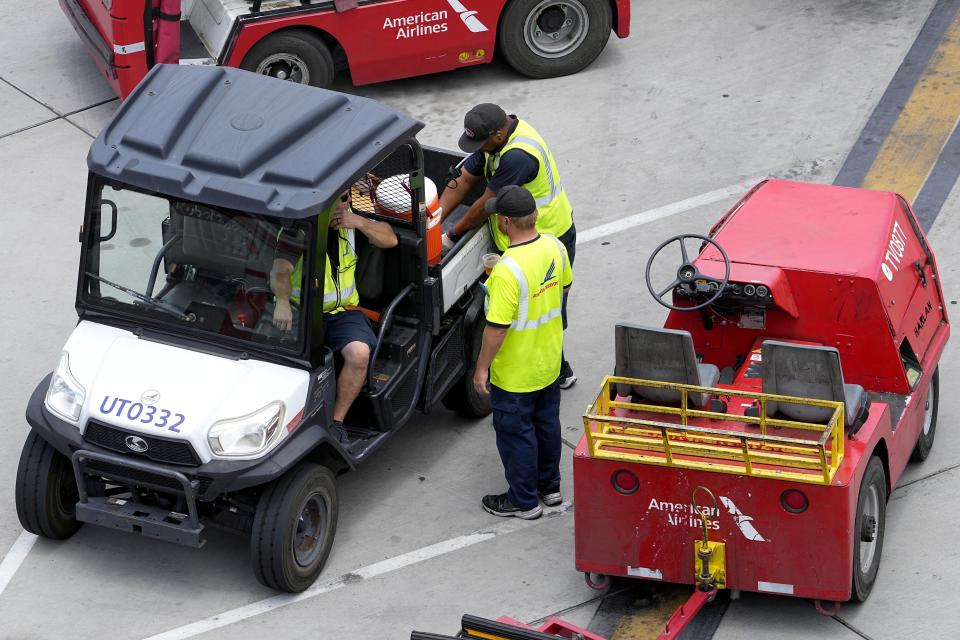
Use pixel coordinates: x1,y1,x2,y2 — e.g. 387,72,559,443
522,1,590,59
922,382,935,436
858,484,880,573
255,53,310,84
292,493,328,568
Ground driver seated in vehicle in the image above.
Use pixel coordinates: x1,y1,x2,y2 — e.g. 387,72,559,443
270,191,398,440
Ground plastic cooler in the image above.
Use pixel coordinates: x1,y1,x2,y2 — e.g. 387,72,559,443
374,175,442,264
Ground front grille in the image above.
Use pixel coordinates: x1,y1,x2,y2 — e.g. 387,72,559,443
84,421,201,466
84,459,214,496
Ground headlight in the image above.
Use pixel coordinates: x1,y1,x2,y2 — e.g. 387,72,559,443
208,401,285,458
45,351,86,423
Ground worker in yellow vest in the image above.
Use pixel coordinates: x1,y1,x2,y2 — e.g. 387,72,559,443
271,191,397,441
439,103,577,390
473,186,572,520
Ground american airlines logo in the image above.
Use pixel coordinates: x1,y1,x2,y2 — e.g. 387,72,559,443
446,0,489,33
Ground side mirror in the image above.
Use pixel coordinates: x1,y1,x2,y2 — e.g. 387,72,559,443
99,198,118,242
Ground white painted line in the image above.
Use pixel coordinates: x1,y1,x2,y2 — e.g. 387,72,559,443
0,531,38,597
576,177,766,245
144,504,572,640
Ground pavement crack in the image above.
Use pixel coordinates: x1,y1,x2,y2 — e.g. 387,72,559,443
527,584,637,626
894,461,960,492
831,613,875,640
0,75,117,139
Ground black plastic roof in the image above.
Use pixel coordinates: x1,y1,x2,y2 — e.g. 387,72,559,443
87,64,424,218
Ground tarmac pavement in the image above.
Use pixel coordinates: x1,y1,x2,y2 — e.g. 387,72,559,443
1,1,957,639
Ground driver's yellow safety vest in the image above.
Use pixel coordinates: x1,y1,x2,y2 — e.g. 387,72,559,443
484,120,573,252
291,228,358,314
485,234,572,393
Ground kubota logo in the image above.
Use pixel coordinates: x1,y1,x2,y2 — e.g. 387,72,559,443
446,0,489,32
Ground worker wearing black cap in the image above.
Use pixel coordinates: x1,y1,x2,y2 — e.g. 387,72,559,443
473,185,572,520
439,103,577,389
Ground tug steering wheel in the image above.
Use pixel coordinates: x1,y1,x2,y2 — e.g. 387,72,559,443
645,234,731,311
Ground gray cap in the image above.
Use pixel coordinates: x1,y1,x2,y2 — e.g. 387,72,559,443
484,185,536,217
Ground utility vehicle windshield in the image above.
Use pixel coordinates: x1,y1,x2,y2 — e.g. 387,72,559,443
81,182,312,351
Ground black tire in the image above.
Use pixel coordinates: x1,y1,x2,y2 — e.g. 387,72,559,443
239,30,335,88
15,431,82,540
910,368,939,462
250,463,338,593
498,0,613,79
441,318,492,418
850,457,886,602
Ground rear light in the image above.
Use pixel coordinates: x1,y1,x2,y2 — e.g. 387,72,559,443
781,489,809,513
611,469,640,495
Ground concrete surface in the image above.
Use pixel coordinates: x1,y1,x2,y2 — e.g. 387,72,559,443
0,1,957,639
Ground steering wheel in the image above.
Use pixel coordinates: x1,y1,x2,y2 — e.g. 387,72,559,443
644,234,731,311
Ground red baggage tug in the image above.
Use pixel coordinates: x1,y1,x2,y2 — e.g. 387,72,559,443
574,180,948,607
59,0,631,100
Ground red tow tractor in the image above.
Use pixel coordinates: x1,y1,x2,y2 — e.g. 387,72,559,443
60,0,631,99
573,179,947,633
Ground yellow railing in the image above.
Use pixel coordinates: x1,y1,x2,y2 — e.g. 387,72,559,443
583,376,846,485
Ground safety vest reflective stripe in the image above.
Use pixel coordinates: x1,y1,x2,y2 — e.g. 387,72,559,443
323,284,356,305
507,136,561,207
322,228,357,312
498,252,563,332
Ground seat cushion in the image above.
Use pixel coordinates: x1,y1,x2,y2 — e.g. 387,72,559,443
694,363,720,407
843,383,867,425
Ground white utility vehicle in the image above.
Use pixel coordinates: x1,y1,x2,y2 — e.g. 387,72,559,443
15,64,493,593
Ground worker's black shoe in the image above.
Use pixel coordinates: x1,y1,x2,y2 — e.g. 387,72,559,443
559,360,577,390
538,486,563,507
481,493,542,520
331,420,350,446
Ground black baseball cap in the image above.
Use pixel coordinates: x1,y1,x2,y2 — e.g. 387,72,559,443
484,185,536,217
459,103,507,152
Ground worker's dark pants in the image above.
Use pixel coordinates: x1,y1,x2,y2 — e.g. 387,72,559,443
490,378,562,509
558,222,576,371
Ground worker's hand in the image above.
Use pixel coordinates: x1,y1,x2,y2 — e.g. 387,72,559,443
273,299,294,332
442,232,456,254
473,367,490,397
331,209,365,231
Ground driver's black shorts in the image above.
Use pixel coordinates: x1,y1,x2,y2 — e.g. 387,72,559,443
324,309,377,352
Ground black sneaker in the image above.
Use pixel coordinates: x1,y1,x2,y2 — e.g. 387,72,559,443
331,420,350,446
559,360,577,390
538,486,563,507
481,493,542,520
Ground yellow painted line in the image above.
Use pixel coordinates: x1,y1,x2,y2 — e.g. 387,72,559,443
863,10,960,201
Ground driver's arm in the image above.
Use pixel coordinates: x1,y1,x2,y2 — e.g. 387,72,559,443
269,257,295,331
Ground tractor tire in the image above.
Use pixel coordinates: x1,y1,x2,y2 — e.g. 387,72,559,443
15,431,83,540
240,30,335,88
498,0,613,79
910,368,939,462
250,463,338,593
442,318,492,418
850,457,886,602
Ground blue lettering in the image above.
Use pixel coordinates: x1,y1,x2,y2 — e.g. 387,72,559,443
155,409,171,428
114,398,131,416
127,402,143,420
99,396,117,415
141,405,156,424
168,413,185,433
